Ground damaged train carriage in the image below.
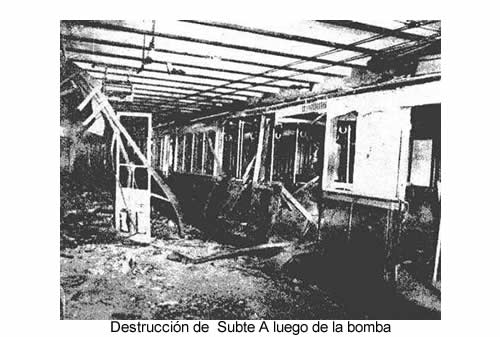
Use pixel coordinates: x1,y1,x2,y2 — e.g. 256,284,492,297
152,74,441,282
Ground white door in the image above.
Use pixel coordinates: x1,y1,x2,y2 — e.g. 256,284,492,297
114,112,152,238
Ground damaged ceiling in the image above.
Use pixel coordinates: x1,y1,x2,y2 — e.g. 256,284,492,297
60,20,441,125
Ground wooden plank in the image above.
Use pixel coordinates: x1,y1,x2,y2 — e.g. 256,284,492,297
77,84,101,111
432,181,441,286
60,71,83,87
258,117,272,182
347,201,354,241
236,121,244,178
167,242,292,265
311,112,326,125
252,116,266,182
432,229,441,285
292,176,319,196
101,112,131,165
82,102,106,126
322,190,402,210
60,86,78,97
278,118,318,125
206,131,224,176
152,193,170,203
201,133,206,174
215,123,225,175
281,186,316,224
269,118,275,182
242,156,256,183
293,126,299,184
192,242,291,264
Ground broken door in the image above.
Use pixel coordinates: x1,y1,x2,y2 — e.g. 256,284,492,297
115,112,152,239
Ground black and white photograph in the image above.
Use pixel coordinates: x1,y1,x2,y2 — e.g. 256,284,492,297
59,20,441,321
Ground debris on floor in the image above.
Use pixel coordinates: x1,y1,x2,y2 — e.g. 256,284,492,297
61,237,348,320
60,176,439,320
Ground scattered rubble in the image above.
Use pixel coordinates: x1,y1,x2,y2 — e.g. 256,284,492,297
60,177,439,320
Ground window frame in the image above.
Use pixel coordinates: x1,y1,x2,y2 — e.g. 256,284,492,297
328,111,358,191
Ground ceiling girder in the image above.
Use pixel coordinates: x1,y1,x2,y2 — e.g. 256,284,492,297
62,34,346,78
182,20,377,55
68,21,368,69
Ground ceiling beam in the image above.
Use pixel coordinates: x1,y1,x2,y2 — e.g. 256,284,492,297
132,93,203,105
129,97,221,115
82,65,267,95
67,21,367,69
192,21,440,106
62,34,346,78
92,71,246,97
65,46,316,85
133,94,231,109
132,95,219,109
182,20,377,55
110,102,199,116
317,20,423,41
130,100,204,113
68,57,303,90
105,81,248,101
111,102,172,114
127,83,248,100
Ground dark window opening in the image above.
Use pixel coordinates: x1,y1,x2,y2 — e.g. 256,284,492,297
184,133,193,173
204,131,216,175
176,134,185,172
334,113,357,184
193,133,204,174
408,104,441,188
222,121,239,177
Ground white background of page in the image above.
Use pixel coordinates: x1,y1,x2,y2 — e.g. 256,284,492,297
1,2,498,336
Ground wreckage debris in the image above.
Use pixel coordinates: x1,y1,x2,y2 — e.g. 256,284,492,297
167,242,292,265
